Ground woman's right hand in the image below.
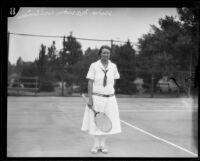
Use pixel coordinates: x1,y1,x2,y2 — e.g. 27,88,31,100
87,97,93,109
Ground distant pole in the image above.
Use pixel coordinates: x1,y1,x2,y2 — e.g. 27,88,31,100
7,32,10,89
151,72,154,98
188,52,193,97
61,53,64,97
7,32,10,61
61,74,64,96
111,40,113,50
35,77,38,96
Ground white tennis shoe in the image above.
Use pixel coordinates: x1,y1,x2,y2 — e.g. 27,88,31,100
100,146,108,154
91,146,100,154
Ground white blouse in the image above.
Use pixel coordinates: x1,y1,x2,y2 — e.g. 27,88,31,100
86,60,120,95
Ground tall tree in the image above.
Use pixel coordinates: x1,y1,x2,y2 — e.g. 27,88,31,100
137,13,198,93
20,62,38,78
35,44,46,79
177,7,199,93
60,33,83,87
47,41,57,62
8,60,13,76
62,33,83,66
177,7,199,68
16,57,23,76
72,47,99,92
35,44,55,91
46,41,59,82
138,15,192,72
112,41,136,94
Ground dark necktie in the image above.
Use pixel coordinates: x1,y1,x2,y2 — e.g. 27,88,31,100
102,69,108,87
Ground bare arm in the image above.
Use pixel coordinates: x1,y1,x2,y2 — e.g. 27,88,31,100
114,79,116,88
88,79,94,107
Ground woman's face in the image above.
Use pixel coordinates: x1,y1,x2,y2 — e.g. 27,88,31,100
100,48,110,62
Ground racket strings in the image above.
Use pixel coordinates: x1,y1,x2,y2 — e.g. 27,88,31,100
95,113,112,132
92,97,112,132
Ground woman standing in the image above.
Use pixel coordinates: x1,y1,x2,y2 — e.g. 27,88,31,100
81,45,121,154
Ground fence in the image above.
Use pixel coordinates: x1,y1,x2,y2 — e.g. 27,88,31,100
7,69,195,98
132,70,192,97
8,77,39,96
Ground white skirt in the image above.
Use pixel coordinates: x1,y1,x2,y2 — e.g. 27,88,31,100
81,95,121,135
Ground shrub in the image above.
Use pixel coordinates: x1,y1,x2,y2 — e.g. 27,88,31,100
39,81,54,92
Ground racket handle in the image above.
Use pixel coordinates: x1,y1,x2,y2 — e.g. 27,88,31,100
81,94,96,113
81,94,88,102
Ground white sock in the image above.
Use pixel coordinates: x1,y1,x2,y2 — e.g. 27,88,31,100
92,135,100,147
100,136,107,147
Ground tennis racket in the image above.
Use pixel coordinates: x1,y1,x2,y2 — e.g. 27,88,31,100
81,94,112,133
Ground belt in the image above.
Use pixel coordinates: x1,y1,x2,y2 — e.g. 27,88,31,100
92,92,114,97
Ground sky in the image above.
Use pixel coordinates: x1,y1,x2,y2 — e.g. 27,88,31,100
8,7,179,64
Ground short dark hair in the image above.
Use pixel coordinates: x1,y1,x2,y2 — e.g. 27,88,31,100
98,45,111,56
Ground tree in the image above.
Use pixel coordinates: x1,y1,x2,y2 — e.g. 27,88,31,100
137,15,193,72
62,33,83,66
35,44,46,79
35,44,54,91
72,47,99,92
8,60,13,76
177,7,199,68
46,41,59,82
16,57,23,76
47,41,57,62
20,62,38,78
136,16,185,93
112,41,136,94
136,12,199,94
177,7,199,94
60,33,83,87
158,16,192,70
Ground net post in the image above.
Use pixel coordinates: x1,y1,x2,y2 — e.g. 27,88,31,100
111,39,113,50
150,73,154,98
34,77,38,96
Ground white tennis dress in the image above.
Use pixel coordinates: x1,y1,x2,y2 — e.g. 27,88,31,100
81,60,122,135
